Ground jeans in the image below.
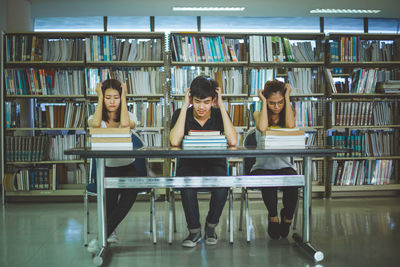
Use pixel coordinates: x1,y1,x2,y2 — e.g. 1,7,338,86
250,168,298,220
105,162,141,237
177,164,228,230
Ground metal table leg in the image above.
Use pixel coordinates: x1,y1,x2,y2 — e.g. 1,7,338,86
229,188,233,244
95,158,108,265
293,156,324,262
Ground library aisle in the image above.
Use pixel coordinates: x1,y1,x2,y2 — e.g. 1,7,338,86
1,197,400,267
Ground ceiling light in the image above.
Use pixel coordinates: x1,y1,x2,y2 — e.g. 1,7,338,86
173,7,245,12
310,8,381,14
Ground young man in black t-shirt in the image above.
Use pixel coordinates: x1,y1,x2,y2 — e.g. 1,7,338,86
169,76,237,247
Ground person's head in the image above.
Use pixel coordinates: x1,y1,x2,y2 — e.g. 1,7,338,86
263,80,286,127
263,80,286,115
101,78,122,122
189,76,218,119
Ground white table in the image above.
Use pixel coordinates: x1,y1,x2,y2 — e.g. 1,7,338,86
65,147,347,266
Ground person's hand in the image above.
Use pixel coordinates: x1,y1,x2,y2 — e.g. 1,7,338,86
121,83,127,99
258,89,267,103
183,88,191,108
285,84,292,98
96,83,103,99
215,87,224,108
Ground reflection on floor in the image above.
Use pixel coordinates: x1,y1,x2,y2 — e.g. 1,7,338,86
1,197,400,267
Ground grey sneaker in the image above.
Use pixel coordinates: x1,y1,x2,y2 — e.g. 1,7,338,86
204,225,218,245
182,231,202,248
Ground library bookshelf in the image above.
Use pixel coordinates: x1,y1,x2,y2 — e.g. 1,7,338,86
1,30,399,202
1,31,167,202
168,31,329,196
325,33,400,197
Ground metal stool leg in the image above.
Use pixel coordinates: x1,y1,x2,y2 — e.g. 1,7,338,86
151,189,157,244
168,190,173,244
239,188,245,231
292,192,300,231
172,191,177,232
228,190,231,233
150,192,153,233
245,188,250,243
229,188,234,244
84,190,89,246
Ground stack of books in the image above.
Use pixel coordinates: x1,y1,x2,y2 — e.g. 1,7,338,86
89,127,133,150
379,80,400,93
261,128,306,149
182,130,227,149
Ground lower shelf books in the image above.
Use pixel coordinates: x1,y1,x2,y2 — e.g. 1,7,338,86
138,130,162,147
261,128,306,149
6,135,49,162
295,160,319,182
377,80,400,93
3,164,87,192
182,130,227,149
331,159,394,186
328,129,395,157
3,168,53,191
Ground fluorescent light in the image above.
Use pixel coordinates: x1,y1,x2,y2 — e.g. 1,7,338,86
310,8,381,14
173,7,245,12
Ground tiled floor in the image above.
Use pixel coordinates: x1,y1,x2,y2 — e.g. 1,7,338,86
1,197,400,267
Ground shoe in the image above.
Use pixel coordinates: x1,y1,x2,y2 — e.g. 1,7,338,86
280,209,292,238
267,218,280,240
182,231,202,248
107,231,118,243
204,224,218,245
87,238,99,254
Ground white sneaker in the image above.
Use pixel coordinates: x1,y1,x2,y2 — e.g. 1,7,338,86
107,231,118,243
87,238,98,254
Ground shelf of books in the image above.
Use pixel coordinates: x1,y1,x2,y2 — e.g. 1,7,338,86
1,32,90,201
327,33,400,67
247,33,327,194
84,32,164,64
325,33,400,196
169,32,249,148
84,32,167,157
168,32,328,195
248,33,325,66
2,31,169,201
3,31,400,201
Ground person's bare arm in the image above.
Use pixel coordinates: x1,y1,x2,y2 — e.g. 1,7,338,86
119,83,134,128
216,87,237,147
169,88,191,146
284,84,296,128
88,83,103,128
254,89,269,132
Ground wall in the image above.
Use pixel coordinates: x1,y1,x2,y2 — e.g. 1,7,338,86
0,0,6,32
7,0,33,31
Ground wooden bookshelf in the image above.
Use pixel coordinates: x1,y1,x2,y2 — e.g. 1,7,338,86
325,33,400,196
1,31,168,201
2,30,399,202
5,95,86,99
5,189,85,197
7,160,85,165
86,61,164,67
5,128,85,131
332,184,400,192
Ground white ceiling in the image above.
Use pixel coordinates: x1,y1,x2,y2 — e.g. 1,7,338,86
30,0,400,18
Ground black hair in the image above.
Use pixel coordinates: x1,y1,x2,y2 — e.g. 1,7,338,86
189,76,218,99
263,80,286,127
101,78,122,123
